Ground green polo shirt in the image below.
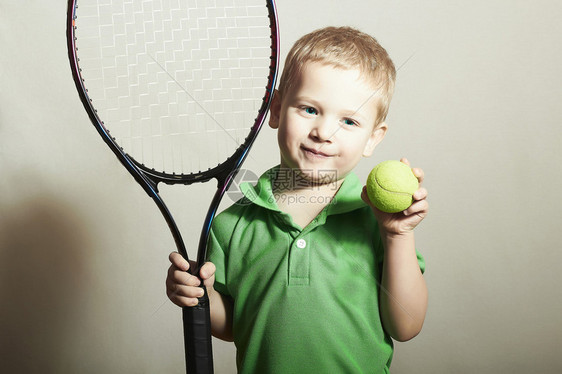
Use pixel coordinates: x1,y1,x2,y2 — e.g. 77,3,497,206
208,166,425,374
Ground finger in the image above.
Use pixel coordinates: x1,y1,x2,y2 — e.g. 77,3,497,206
413,187,428,201
403,198,429,217
167,262,201,288
360,186,370,205
169,294,203,308
166,279,205,306
169,252,189,272
177,269,201,287
168,282,205,298
361,187,381,213
412,167,425,184
199,262,216,281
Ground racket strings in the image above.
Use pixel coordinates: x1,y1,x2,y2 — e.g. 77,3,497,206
74,0,273,175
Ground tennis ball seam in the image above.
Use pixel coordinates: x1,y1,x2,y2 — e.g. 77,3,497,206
374,174,416,197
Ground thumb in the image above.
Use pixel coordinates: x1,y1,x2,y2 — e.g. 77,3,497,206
361,186,373,207
199,262,216,287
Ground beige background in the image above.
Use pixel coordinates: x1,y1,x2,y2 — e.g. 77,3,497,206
1,0,561,373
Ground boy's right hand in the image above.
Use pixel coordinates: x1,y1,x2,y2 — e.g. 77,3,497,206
166,252,216,307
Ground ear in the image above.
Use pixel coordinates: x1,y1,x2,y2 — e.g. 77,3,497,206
362,121,387,157
268,90,281,129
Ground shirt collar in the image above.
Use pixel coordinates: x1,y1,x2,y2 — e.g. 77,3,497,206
240,165,367,216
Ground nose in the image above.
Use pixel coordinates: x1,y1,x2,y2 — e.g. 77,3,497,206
310,116,336,143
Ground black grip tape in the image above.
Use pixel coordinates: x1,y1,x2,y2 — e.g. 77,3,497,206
183,285,214,374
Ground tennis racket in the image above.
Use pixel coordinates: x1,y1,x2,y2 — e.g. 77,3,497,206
66,0,279,373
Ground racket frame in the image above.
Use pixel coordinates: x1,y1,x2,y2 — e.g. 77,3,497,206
66,0,280,372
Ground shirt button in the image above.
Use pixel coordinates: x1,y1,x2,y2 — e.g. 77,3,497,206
296,239,306,248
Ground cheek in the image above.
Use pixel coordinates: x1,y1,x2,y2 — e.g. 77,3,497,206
276,122,289,144
276,123,297,156
339,136,370,160
279,117,303,143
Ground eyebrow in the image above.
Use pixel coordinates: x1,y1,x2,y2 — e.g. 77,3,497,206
291,96,318,105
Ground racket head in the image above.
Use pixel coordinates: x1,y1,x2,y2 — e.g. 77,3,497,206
68,0,279,186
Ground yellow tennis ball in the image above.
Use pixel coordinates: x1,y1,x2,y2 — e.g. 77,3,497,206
366,160,419,213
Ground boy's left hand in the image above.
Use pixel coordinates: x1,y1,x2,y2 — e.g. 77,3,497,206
361,158,428,236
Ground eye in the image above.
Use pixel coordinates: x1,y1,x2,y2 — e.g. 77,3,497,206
303,106,318,115
341,118,358,126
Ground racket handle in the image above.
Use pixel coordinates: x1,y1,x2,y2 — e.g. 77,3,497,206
182,285,214,374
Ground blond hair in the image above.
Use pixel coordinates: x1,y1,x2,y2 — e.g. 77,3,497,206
278,26,396,126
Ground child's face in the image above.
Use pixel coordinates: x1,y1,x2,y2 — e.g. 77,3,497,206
270,62,387,184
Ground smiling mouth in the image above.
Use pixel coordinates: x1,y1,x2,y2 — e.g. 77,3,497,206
301,146,331,158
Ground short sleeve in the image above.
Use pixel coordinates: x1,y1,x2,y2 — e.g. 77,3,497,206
206,225,230,297
416,249,426,274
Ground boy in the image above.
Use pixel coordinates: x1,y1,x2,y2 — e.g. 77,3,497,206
166,26,429,373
